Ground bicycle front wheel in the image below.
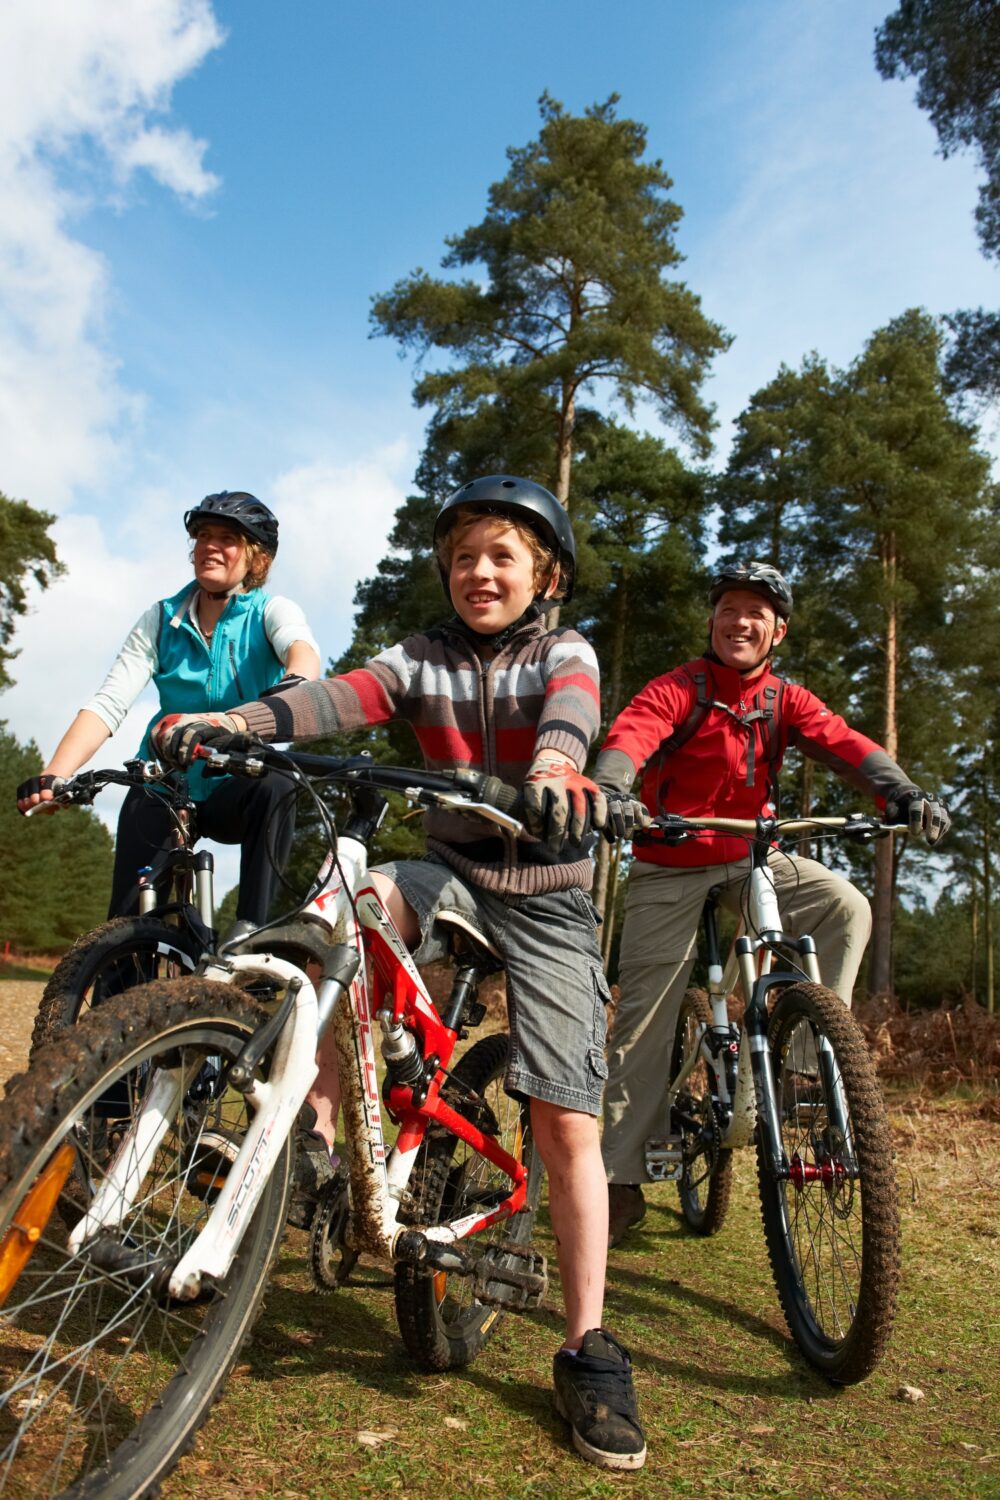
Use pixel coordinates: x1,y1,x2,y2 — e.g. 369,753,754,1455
30,917,202,1056
756,982,900,1383
0,978,292,1499
394,1033,543,1371
670,988,733,1235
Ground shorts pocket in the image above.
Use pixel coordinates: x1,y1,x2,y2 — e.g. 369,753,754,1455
590,962,611,1057
569,887,602,930
588,1045,609,1086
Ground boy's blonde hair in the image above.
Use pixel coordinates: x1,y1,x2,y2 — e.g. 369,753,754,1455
435,506,563,597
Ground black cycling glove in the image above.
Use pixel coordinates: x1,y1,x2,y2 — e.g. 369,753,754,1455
885,789,951,845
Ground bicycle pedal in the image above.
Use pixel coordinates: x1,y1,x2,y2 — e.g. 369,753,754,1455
471,1239,547,1310
644,1136,683,1182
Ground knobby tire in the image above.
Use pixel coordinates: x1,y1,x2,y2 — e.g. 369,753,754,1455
670,988,733,1235
394,1033,542,1371
755,982,900,1383
0,978,292,1499
29,918,202,1059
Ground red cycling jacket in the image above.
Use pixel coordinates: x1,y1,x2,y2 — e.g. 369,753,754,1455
600,656,916,868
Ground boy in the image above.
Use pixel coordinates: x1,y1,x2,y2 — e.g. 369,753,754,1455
154,475,646,1471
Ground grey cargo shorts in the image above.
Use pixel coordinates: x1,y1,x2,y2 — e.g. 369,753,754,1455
375,856,611,1115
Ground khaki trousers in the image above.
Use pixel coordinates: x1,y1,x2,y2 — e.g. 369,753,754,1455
601,854,873,1183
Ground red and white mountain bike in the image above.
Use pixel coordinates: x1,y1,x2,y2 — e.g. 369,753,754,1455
0,747,545,1500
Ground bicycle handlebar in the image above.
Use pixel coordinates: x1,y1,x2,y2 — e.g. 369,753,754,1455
648,812,908,841
22,760,186,815
194,746,524,836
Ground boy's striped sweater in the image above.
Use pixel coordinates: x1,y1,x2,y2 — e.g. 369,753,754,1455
239,616,601,895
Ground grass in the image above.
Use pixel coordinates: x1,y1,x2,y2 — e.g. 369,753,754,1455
156,1092,1000,1500
0,960,56,982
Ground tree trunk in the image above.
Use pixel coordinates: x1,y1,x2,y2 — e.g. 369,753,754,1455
970,875,978,1006
601,838,623,969
869,536,898,997
545,383,578,631
592,575,629,919
984,785,994,1014
554,384,576,508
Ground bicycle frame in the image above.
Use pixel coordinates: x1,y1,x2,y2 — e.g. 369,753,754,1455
70,766,532,1301
663,814,877,1175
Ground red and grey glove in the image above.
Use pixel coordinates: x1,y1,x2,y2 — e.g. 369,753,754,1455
522,757,607,852
153,712,257,769
885,789,951,845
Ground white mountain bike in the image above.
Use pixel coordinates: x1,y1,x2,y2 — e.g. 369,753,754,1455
645,811,902,1385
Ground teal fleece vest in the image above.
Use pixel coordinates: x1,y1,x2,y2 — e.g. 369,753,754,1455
139,582,284,800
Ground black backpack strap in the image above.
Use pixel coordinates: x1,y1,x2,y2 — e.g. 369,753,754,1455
650,669,713,813
652,665,785,802
654,670,712,761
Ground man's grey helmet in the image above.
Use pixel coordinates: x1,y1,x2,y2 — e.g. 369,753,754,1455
709,561,793,620
433,475,576,602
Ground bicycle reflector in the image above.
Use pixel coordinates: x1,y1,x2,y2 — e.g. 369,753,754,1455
0,1142,76,1307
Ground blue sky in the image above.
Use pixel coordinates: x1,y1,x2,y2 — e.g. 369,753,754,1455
2,0,996,891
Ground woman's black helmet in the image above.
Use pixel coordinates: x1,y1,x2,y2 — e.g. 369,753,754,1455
433,475,576,602
184,492,279,556
709,560,793,619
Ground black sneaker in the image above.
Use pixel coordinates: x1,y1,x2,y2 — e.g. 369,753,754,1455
553,1329,646,1470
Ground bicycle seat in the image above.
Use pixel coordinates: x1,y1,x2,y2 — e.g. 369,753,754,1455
434,910,505,974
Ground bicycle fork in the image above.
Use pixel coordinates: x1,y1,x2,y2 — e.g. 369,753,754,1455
67,952,357,1297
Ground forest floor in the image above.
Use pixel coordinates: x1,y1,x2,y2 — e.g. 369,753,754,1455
0,981,996,1499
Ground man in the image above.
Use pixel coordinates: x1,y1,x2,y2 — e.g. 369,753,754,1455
594,561,949,1247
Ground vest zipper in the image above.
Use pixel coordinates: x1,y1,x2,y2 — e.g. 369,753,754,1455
228,642,245,701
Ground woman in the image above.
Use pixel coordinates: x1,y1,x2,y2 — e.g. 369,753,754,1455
17,490,321,927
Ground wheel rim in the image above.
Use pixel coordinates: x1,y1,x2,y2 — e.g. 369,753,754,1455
0,1019,256,1496
773,1014,864,1346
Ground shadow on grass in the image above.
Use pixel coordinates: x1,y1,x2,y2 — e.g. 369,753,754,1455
236,1221,838,1427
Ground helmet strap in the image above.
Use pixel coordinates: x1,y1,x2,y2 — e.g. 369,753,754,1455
462,601,542,652
705,640,774,678
203,582,245,602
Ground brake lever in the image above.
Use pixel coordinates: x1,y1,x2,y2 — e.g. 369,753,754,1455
195,747,267,778
411,787,524,839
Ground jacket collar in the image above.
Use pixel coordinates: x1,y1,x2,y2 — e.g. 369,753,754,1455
699,653,775,704
442,611,546,658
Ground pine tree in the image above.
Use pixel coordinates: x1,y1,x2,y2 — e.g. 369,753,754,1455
371,93,728,518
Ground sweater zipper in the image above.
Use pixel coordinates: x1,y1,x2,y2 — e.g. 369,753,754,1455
478,656,496,776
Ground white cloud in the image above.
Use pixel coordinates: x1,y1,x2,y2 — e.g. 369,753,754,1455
0,0,224,506
270,442,413,660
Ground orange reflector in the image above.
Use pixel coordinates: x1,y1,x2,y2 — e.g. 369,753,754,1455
433,1270,448,1305
0,1142,76,1307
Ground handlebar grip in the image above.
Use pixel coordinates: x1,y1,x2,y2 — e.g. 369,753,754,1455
478,776,519,814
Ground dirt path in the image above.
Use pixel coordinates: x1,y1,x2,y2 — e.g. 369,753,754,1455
0,980,43,1082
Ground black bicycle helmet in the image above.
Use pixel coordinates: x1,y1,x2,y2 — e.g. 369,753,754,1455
433,475,576,602
708,560,793,619
184,492,279,556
